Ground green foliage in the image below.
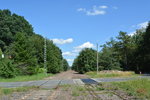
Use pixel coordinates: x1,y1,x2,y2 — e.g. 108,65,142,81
0,73,53,82
0,48,2,59
35,68,47,74
111,79,150,99
99,39,121,70
0,9,34,51
46,40,63,73
72,48,97,73
0,86,38,96
0,59,16,78
63,59,69,71
0,9,67,77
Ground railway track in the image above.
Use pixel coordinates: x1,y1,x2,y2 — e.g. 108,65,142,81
84,83,102,100
15,80,63,100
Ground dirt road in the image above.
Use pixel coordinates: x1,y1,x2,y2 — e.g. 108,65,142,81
45,70,89,80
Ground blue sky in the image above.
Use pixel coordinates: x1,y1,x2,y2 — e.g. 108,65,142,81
0,0,150,65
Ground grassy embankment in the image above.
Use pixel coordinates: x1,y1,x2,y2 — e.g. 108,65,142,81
0,86,38,97
86,70,139,78
103,78,150,99
60,78,150,99
0,73,53,82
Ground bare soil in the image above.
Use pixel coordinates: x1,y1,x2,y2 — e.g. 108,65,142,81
45,70,89,80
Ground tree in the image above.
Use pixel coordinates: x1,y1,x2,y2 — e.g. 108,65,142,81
115,31,132,70
72,48,97,74
63,59,69,71
138,22,150,72
0,48,2,58
0,9,34,51
46,40,63,73
0,58,16,78
99,43,121,70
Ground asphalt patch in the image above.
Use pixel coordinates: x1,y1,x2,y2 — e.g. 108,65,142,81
81,78,99,85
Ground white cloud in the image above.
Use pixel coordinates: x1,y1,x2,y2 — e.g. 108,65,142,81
66,59,74,62
62,51,76,56
74,42,95,52
62,52,72,56
52,38,73,45
138,21,148,28
99,6,108,9
77,5,107,16
77,8,86,12
128,31,136,36
129,21,149,36
87,10,106,16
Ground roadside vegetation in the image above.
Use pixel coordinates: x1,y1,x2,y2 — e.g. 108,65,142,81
0,9,69,79
0,86,38,97
0,73,53,82
102,78,150,99
59,79,150,99
86,70,139,78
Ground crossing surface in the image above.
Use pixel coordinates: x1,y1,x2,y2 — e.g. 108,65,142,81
0,77,147,88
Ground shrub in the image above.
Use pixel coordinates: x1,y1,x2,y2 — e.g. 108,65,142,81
0,59,16,78
35,67,47,73
0,48,2,59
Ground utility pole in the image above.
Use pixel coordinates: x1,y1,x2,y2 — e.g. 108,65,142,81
97,43,99,75
44,37,47,74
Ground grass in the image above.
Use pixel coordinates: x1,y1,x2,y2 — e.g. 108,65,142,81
86,70,139,78
103,78,150,99
0,73,53,82
0,86,38,96
60,85,87,97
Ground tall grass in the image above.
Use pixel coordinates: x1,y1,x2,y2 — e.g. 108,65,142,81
86,70,137,78
0,86,37,96
111,78,150,99
0,73,53,82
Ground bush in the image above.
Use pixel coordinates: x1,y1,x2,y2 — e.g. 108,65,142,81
0,59,16,78
35,67,47,73
0,48,2,59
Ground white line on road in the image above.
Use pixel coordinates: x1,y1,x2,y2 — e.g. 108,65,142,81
91,78,101,83
73,79,85,86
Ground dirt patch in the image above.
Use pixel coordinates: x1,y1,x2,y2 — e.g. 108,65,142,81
45,70,89,80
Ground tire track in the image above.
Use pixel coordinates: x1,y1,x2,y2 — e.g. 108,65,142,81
84,84,102,100
47,80,63,100
15,80,51,100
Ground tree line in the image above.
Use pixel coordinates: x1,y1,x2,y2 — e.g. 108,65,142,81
0,9,69,78
72,22,150,74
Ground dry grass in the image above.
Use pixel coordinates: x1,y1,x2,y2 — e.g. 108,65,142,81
86,70,138,78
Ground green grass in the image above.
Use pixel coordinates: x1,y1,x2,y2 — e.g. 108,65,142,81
0,73,53,82
60,85,87,97
0,86,38,96
108,78,150,99
86,71,139,78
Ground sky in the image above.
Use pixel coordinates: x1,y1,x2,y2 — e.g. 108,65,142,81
0,0,150,66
